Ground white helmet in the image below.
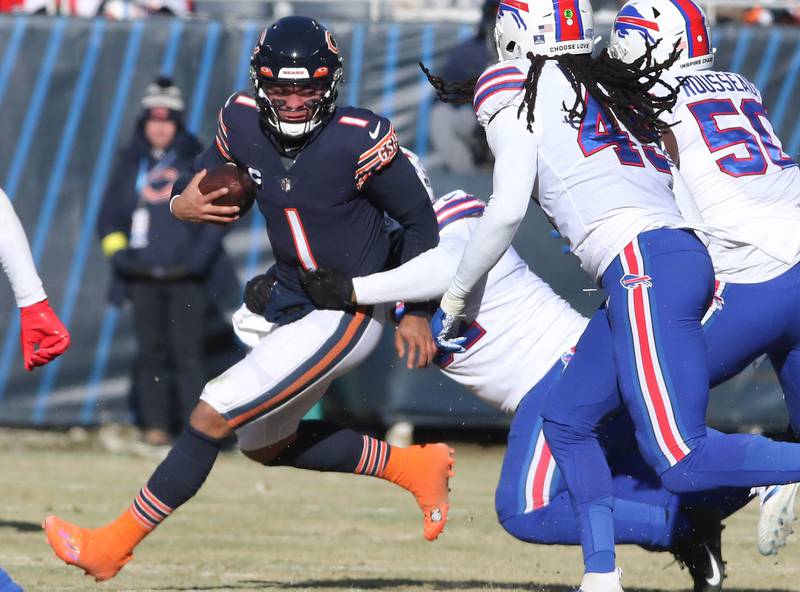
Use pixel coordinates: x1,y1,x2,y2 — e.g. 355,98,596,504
494,0,595,61
401,148,435,203
608,0,714,71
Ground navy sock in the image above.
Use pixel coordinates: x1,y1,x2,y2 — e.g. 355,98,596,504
270,420,391,476
130,425,224,530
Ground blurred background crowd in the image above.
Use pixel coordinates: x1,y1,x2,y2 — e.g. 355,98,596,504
0,0,798,25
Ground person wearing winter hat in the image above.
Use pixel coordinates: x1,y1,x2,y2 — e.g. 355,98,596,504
97,77,239,446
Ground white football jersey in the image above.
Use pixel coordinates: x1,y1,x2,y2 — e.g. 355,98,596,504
431,194,588,413
475,59,693,281
660,70,800,283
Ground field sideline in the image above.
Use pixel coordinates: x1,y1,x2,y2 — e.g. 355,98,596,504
0,431,797,591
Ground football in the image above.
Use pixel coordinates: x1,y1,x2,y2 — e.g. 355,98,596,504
198,162,257,216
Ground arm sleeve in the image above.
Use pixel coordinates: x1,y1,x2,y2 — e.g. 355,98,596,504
364,151,439,264
442,106,537,313
0,188,46,307
352,222,470,304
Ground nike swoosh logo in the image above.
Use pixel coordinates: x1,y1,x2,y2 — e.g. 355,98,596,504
369,121,381,140
704,543,721,586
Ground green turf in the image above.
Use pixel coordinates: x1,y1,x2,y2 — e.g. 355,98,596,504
0,434,797,591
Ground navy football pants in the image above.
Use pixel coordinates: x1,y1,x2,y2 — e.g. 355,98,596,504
542,228,800,573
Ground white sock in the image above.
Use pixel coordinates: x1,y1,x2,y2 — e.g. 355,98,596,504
579,568,623,592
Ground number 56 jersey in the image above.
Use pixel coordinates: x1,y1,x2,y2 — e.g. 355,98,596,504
659,70,800,283
475,59,690,281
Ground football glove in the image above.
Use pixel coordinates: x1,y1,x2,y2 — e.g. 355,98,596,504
244,272,274,315
298,266,354,310
19,299,71,371
430,307,467,354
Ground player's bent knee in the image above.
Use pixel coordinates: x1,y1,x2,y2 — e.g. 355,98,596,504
496,511,554,544
241,433,297,465
189,400,234,440
659,444,704,494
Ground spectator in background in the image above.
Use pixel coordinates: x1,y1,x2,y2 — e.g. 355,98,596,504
102,0,191,18
2,0,190,16
741,5,800,25
98,78,235,447
427,0,499,173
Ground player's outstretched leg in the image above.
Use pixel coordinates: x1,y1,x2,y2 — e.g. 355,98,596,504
44,404,229,581
267,420,455,541
499,395,751,592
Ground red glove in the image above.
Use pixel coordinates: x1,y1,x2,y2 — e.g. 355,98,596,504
19,299,71,371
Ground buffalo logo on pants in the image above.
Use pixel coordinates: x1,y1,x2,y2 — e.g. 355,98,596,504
620,273,653,290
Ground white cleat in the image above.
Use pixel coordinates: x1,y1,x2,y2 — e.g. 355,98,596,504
578,568,624,592
756,483,799,556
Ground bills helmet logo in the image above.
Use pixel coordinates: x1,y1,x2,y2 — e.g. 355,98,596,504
498,0,529,30
620,273,653,290
613,5,659,45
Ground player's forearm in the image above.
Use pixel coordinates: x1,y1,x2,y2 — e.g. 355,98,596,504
353,236,463,304
443,109,537,311
0,188,46,307
445,196,524,305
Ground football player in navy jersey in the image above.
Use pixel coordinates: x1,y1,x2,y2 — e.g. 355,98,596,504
44,17,449,581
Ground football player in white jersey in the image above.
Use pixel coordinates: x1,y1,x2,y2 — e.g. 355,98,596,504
608,0,800,558
419,1,800,590
297,153,764,592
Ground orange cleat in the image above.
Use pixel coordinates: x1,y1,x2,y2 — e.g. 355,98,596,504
43,515,133,581
384,443,455,541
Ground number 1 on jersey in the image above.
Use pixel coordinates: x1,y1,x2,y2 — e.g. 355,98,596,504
284,208,318,271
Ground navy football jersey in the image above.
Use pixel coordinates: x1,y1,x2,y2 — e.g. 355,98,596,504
178,91,438,299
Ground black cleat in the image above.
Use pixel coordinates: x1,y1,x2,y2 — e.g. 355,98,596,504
672,513,725,592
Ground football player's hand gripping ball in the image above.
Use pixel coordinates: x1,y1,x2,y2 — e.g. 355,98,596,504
298,266,354,310
171,169,240,225
19,299,71,371
430,308,467,354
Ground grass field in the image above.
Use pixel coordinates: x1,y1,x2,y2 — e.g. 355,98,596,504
0,429,797,592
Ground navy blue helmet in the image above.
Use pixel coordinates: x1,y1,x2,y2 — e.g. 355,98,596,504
250,16,344,141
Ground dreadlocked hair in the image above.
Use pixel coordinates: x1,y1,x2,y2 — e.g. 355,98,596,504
419,62,477,106
519,40,682,144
